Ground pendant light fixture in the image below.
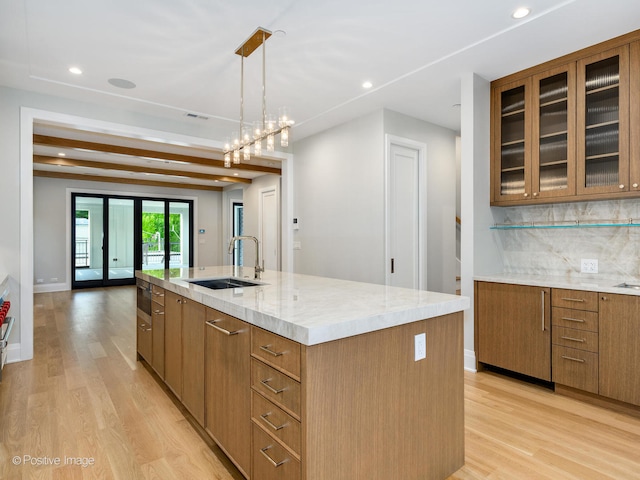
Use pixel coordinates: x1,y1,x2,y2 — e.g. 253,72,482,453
223,27,293,168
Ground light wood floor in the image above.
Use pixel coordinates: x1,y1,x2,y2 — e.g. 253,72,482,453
1,286,639,479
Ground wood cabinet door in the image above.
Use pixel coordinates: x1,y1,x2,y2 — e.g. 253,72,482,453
630,40,640,191
491,78,533,204
151,306,165,378
476,282,551,381
599,293,640,406
205,309,251,477
576,46,630,195
164,291,183,399
181,298,205,425
531,63,577,200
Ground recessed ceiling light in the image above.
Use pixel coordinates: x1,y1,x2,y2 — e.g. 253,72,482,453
68,66,83,75
233,173,239,176
58,152,66,156
362,81,373,89
512,7,531,19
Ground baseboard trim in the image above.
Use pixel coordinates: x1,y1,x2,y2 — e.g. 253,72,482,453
34,282,69,293
464,348,477,372
5,343,23,363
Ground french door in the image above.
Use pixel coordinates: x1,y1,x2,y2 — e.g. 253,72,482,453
72,194,193,289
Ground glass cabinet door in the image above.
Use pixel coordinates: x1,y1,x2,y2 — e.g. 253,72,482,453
492,78,532,202
531,65,576,199
630,41,640,192
577,46,630,195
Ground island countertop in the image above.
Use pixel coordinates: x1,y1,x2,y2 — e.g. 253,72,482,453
136,266,469,346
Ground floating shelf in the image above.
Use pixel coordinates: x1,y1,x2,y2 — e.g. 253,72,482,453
492,219,640,230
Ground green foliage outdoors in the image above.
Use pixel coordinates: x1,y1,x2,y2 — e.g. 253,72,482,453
142,213,182,252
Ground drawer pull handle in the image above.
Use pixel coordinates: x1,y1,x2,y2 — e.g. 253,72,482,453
205,320,239,336
261,379,285,395
561,297,585,303
260,345,284,357
560,336,585,343
153,292,165,297
153,310,165,315
561,355,585,363
260,446,288,468
260,413,287,431
138,324,152,332
561,316,585,323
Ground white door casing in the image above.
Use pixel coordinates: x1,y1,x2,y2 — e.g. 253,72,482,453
385,135,427,289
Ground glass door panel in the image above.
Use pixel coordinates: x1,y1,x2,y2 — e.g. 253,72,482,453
73,195,104,286
532,65,576,199
577,47,629,194
169,202,191,268
141,200,165,271
493,78,531,202
107,198,134,281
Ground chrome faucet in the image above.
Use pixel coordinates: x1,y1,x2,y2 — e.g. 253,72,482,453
228,236,263,279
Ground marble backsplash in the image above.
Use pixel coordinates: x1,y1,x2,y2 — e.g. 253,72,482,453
494,199,640,282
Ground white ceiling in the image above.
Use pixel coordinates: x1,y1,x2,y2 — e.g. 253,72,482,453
1,0,640,187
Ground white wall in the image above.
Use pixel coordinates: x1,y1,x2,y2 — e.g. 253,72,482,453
460,73,504,371
292,108,458,291
293,110,385,283
33,176,223,289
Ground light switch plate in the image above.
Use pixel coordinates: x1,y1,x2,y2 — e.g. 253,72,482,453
415,333,426,361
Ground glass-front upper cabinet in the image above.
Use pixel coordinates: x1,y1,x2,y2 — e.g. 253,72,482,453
630,41,640,191
492,78,532,203
531,65,576,199
577,46,630,195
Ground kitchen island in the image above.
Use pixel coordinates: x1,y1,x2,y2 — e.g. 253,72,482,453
136,266,469,480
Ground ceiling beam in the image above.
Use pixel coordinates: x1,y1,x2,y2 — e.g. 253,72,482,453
33,155,252,184
34,170,223,191
33,134,282,174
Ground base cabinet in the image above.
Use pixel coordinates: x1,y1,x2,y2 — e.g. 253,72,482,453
599,293,640,406
138,283,464,480
205,309,250,477
476,281,640,409
181,298,205,425
151,286,165,378
476,281,551,381
136,313,152,363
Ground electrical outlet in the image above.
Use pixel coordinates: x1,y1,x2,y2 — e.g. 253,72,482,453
414,333,426,361
581,259,598,274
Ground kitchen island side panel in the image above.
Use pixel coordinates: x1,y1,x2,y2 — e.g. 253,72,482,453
301,312,464,480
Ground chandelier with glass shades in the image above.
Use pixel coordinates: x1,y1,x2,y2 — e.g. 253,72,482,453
223,27,293,168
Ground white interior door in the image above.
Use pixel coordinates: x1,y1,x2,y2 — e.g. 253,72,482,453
386,136,426,289
259,187,279,271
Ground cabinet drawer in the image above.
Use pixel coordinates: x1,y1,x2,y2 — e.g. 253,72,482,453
552,307,598,332
552,326,598,353
252,392,301,455
252,423,300,480
552,289,598,311
552,345,598,394
252,327,301,379
251,359,301,419
151,285,165,306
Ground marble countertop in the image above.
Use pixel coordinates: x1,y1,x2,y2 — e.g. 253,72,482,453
137,266,469,346
474,272,640,296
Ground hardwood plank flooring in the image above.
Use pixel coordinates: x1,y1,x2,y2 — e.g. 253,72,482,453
1,286,639,479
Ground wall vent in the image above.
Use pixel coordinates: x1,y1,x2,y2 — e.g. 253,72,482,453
185,113,209,120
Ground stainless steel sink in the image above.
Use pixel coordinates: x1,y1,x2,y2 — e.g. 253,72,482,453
188,277,263,290
613,282,640,290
